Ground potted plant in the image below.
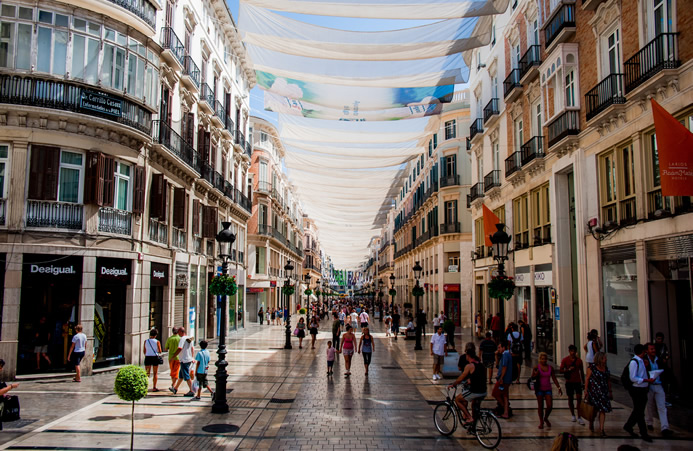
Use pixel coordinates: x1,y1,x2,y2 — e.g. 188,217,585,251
411,285,425,297
282,284,295,296
443,319,456,351
113,365,148,451
488,275,515,300
304,288,313,296
299,308,306,315
389,288,397,297
209,274,238,296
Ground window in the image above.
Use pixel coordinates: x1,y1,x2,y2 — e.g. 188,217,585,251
433,133,438,149
599,143,636,225
474,217,485,255
650,0,673,39
513,42,521,69
477,155,483,184
491,76,498,99
445,155,457,177
513,194,529,249
256,246,266,274
493,206,505,225
603,28,621,76
260,131,268,143
114,162,131,211
0,7,32,70
444,200,457,223
565,70,575,107
514,118,524,152
530,19,539,46
491,21,496,46
492,141,500,171
533,101,542,137
530,183,551,245
58,151,84,204
0,144,8,198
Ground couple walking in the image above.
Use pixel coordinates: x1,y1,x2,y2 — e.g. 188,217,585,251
328,324,374,377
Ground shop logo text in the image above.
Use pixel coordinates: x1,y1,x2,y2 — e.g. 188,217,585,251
101,267,127,276
153,270,165,278
31,265,76,275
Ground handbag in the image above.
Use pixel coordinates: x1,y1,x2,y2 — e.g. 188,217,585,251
293,328,299,336
526,376,537,391
147,339,164,365
1,395,20,422
578,399,595,421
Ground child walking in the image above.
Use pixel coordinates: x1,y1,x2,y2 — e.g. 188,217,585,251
193,340,215,400
326,341,337,375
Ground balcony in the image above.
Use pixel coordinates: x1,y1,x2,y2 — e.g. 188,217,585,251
27,200,83,229
235,130,246,150
257,181,271,194
469,118,484,143
440,174,460,188
469,182,485,204
193,237,202,254
152,120,201,174
519,45,542,82
223,115,235,140
106,0,156,29
212,170,225,194
199,83,215,113
483,170,501,193
148,218,168,245
483,98,500,126
440,222,461,234
547,110,580,151
160,27,185,70
0,74,152,135
245,141,253,159
505,152,521,178
236,188,252,213
624,33,680,94
466,137,471,152
222,181,235,201
647,189,693,219
98,208,132,235
581,0,607,10
544,2,576,53
212,100,225,128
258,224,273,236
585,73,626,122
172,227,186,249
503,69,522,102
521,135,545,173
181,56,200,92
533,225,552,246
200,160,214,186
514,231,530,250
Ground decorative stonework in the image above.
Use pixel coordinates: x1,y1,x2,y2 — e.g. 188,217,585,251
487,56,498,77
522,0,538,24
489,126,500,143
510,101,524,120
525,79,541,104
589,0,621,39
507,170,526,187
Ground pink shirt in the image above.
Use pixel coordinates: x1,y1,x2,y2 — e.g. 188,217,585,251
326,347,337,361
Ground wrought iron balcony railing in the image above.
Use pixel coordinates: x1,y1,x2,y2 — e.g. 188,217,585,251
98,207,132,235
27,200,83,229
521,136,545,165
153,120,201,174
160,27,185,67
544,2,576,48
483,170,501,192
505,152,521,177
547,110,580,148
483,98,500,124
182,56,200,89
503,69,522,99
519,45,542,80
624,32,680,93
469,118,484,141
107,0,156,29
585,73,625,121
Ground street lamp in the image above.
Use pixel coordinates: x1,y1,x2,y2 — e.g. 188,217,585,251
413,261,423,351
283,261,294,350
490,223,512,277
213,221,235,414
378,279,384,322
305,274,311,325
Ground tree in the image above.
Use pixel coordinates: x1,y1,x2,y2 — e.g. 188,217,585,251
114,365,148,451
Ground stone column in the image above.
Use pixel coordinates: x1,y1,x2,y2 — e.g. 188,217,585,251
7,141,28,231
80,256,96,377
0,252,22,379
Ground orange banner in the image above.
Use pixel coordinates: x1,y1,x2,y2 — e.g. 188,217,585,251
482,204,499,247
651,99,693,196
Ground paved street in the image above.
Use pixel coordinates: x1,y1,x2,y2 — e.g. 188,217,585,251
1,319,691,450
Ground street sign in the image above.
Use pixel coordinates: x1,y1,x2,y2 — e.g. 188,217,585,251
555,306,560,320
550,288,556,304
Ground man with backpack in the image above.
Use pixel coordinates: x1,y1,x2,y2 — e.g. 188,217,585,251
622,344,654,443
507,323,523,384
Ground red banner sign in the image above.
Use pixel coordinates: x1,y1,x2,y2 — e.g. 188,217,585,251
444,284,460,292
652,99,693,196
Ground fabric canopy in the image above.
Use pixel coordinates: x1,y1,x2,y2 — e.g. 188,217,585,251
240,0,510,19
283,140,425,157
285,149,412,170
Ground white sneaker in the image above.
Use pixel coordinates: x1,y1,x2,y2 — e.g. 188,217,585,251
432,374,439,380
571,415,576,422
578,417,585,425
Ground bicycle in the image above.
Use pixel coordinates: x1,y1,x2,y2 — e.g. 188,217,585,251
433,386,502,449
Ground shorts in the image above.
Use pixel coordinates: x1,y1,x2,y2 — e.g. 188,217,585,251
71,351,85,366
34,345,48,354
462,390,487,401
342,348,354,356
179,361,192,381
310,327,318,335
482,359,495,369
327,360,335,368
144,355,160,367
535,389,553,397
340,320,344,326
433,354,445,365
169,359,180,378
361,322,368,328
566,382,583,398
195,373,208,388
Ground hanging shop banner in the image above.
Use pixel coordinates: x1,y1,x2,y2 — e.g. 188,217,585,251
96,258,132,285
24,254,83,282
534,269,553,287
651,99,693,196
151,263,169,286
443,284,460,292
514,267,531,287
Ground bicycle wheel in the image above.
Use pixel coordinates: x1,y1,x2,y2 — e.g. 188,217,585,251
474,411,502,449
433,403,457,436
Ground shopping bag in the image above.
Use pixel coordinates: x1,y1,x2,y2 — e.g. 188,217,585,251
191,380,199,393
293,328,299,336
578,401,595,421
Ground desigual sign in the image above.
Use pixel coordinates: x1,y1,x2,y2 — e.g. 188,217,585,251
30,265,76,275
24,254,83,281
151,263,169,286
96,258,132,284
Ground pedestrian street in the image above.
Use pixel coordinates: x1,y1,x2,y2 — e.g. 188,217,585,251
1,319,691,450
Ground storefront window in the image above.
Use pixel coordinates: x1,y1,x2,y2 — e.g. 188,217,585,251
535,286,553,357
95,258,130,368
603,258,639,373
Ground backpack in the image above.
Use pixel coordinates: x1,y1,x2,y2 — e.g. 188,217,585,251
620,358,638,390
510,333,523,355
1,395,20,422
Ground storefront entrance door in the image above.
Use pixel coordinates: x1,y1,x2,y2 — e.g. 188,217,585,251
535,286,553,358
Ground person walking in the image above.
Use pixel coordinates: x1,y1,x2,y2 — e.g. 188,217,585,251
193,340,214,400
164,327,180,391
143,329,162,392
430,326,447,381
507,323,523,384
266,309,271,325
519,319,532,360
331,312,341,348
584,329,602,365
350,309,358,330
479,332,497,384
645,342,672,436
474,312,482,338
326,340,337,376
283,307,289,326
585,351,612,436
296,317,306,349
359,308,369,329
624,344,654,442
270,308,276,325
491,313,502,343
384,312,392,337
339,309,346,327
67,325,87,383
358,327,374,376
559,345,585,424
258,307,264,325
340,325,356,377
433,314,441,336
392,309,401,340
486,314,493,336
492,341,512,419
419,309,428,337
531,351,563,429
171,328,195,396
309,315,319,350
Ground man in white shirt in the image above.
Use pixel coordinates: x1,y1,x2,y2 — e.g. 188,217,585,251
172,327,196,396
624,344,654,442
359,308,370,329
350,310,358,330
432,314,441,330
430,326,448,380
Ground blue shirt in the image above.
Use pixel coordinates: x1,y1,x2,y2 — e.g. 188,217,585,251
497,350,513,384
195,349,211,374
647,356,662,385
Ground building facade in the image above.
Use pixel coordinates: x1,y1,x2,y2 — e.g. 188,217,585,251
246,116,304,319
302,216,322,308
0,0,253,378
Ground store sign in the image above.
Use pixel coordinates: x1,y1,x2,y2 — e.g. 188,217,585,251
270,280,277,287
443,284,460,292
96,258,131,284
80,90,122,117
448,265,458,272
247,287,264,293
30,264,77,276
534,270,553,286
24,254,83,281
151,263,169,286
515,273,530,286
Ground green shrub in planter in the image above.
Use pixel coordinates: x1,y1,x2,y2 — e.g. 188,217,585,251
114,365,148,451
299,308,306,314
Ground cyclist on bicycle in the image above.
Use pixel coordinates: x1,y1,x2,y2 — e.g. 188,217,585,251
448,342,488,424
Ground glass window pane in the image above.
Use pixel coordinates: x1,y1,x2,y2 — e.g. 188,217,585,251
127,56,136,95
59,167,80,203
85,38,99,84
651,134,660,187
119,163,130,177
18,7,32,20
102,44,114,88
61,151,82,165
105,28,115,42
114,48,125,90
73,18,86,32
16,23,31,70
116,178,128,210
72,34,85,79
0,162,5,197
53,30,67,76
0,145,8,158
117,32,127,46
38,10,52,24
136,58,144,98
0,22,13,69
55,14,68,28
88,22,100,36
37,27,51,73
1,5,16,17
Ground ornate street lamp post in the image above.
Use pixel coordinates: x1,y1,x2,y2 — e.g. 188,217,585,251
378,279,384,322
389,273,396,309
284,261,294,350
213,222,235,414
305,274,312,326
490,223,511,276
413,261,423,351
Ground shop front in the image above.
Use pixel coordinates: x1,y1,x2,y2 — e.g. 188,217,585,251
150,263,168,339
18,254,82,374
443,284,461,327
94,258,130,368
515,266,531,327
534,264,554,358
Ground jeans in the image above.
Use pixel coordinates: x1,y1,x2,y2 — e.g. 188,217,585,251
625,387,649,435
646,384,669,431
363,352,372,365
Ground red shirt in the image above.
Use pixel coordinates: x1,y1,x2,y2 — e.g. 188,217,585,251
560,356,584,384
490,316,501,331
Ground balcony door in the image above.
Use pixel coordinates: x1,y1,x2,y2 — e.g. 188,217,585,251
601,26,623,96
650,0,673,39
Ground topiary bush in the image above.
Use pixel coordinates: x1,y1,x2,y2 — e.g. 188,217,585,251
299,308,306,314
114,365,149,451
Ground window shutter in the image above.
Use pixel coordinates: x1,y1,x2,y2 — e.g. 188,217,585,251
84,151,102,205
211,144,217,169
132,165,145,214
209,207,218,238
197,125,204,154
150,173,164,219
185,113,195,145
28,145,60,200
204,131,211,162
102,155,115,207
192,199,200,236
173,187,186,229
201,205,209,238
439,158,446,178
162,181,169,223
